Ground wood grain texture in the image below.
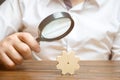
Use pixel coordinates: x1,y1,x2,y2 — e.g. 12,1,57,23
0,60,120,80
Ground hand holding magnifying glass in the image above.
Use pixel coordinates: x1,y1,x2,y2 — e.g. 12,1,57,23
33,12,74,60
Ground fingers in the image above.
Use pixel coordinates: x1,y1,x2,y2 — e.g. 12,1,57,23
13,41,32,59
5,33,33,59
5,45,23,64
0,32,40,69
18,32,40,53
0,51,15,69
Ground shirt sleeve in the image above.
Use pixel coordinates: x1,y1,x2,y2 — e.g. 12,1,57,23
0,0,22,41
111,3,120,60
111,27,120,60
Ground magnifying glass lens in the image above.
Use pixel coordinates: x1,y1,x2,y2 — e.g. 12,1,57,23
42,18,71,39
37,12,74,41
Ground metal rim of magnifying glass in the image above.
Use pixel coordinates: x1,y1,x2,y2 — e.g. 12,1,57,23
37,12,74,41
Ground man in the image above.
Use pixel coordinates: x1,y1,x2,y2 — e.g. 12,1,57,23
0,0,120,69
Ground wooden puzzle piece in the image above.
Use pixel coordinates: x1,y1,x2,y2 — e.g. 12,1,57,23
56,51,80,75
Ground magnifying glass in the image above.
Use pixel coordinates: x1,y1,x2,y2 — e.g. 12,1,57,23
33,12,74,60
36,12,74,42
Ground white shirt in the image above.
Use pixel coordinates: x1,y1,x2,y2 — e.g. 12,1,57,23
0,0,120,60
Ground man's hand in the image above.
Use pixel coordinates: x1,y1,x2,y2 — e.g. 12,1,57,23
0,32,40,69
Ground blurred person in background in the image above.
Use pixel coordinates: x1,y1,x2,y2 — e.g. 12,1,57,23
0,0,120,69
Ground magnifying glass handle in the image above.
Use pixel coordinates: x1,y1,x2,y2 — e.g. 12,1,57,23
32,51,41,60
32,37,41,60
